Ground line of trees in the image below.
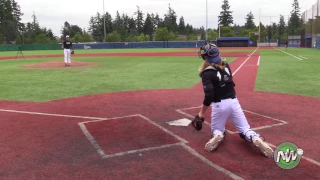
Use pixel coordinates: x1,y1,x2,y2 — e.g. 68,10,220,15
0,0,304,44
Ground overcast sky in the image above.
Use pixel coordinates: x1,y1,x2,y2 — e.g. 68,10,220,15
17,0,316,36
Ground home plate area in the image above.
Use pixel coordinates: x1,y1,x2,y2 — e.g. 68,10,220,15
78,115,184,159
78,114,241,179
176,106,289,134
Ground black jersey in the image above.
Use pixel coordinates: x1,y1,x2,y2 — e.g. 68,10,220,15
63,40,73,49
200,62,236,106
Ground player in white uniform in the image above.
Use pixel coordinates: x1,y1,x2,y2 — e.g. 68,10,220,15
62,35,73,66
192,43,274,158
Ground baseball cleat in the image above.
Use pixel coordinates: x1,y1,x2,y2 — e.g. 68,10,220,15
252,136,274,158
205,134,224,152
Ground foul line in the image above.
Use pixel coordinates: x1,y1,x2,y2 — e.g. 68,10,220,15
0,108,107,120
273,47,303,60
299,56,308,59
257,56,260,66
232,47,259,76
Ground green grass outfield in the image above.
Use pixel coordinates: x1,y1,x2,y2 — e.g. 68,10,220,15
256,47,320,97
0,47,319,102
0,48,257,56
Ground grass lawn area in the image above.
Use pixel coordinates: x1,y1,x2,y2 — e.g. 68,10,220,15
0,56,237,102
255,47,320,97
1,46,319,102
0,48,199,56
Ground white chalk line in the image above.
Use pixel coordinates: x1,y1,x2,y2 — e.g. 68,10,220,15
78,123,106,158
0,108,107,120
180,144,244,180
0,108,244,179
176,106,288,134
176,106,320,167
299,55,308,59
232,47,259,76
257,56,260,66
273,47,303,60
78,113,243,179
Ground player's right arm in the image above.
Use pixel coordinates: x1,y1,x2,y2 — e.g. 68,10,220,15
62,41,65,49
198,70,217,118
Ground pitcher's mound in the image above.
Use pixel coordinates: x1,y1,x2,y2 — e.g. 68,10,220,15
21,60,99,69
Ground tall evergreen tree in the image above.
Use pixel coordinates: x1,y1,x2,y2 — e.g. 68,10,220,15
278,15,286,38
134,6,144,34
288,0,301,35
218,0,233,27
143,13,154,36
178,16,186,35
244,11,255,29
163,4,178,32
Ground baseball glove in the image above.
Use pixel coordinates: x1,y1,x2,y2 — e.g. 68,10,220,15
71,50,74,54
192,114,205,131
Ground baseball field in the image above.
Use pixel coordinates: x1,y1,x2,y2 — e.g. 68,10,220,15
0,46,319,179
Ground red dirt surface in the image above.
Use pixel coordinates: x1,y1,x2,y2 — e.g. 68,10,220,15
21,60,99,69
0,51,319,179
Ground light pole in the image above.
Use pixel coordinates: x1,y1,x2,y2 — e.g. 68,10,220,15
103,0,106,42
219,24,222,38
205,0,208,42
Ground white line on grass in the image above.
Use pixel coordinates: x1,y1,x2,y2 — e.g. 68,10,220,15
257,56,260,66
299,56,308,59
232,47,259,76
273,47,303,60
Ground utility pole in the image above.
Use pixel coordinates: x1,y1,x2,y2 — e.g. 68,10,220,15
258,8,261,45
103,0,106,42
206,0,208,42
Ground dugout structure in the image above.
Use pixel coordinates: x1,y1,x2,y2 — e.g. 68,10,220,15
216,37,254,47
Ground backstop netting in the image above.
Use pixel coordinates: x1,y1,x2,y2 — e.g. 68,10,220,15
301,0,320,49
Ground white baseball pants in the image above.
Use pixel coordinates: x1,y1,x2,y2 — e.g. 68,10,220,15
64,49,71,64
210,98,260,142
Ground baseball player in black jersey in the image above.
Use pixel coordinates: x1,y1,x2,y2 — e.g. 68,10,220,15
62,35,73,66
192,43,274,158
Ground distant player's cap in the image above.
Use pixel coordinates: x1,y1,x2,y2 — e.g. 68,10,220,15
66,35,70,38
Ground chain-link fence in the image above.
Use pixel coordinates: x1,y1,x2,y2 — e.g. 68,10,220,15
301,0,320,48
